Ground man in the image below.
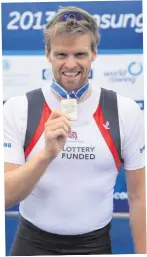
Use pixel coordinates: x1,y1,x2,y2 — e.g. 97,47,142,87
4,6,146,255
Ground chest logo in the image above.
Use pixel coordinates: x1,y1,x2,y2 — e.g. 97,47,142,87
103,121,110,130
68,131,78,140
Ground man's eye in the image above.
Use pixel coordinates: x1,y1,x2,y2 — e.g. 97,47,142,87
56,53,66,58
76,53,87,58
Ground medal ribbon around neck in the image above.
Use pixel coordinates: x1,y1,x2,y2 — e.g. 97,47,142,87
51,79,89,99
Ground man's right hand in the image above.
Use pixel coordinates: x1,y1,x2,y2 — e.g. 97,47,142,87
43,110,71,159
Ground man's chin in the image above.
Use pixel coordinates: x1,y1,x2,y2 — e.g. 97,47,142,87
61,80,83,91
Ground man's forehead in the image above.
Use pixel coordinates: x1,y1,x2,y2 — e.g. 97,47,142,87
51,34,92,49
52,33,91,43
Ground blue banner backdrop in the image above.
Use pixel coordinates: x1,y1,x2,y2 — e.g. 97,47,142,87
2,1,143,54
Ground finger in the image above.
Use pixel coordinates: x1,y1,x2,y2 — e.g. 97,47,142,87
45,116,71,131
46,129,67,140
45,122,69,134
49,110,70,121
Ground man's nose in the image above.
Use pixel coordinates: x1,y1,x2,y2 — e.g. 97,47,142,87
65,56,77,70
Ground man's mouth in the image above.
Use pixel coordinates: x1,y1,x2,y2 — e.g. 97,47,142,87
62,72,81,77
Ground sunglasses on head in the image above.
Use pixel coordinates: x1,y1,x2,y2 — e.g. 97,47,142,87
50,11,94,28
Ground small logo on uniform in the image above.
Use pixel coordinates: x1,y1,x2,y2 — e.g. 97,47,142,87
140,145,145,153
68,131,77,140
4,143,12,148
103,121,110,130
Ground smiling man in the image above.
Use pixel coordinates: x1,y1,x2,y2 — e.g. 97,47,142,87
4,6,146,255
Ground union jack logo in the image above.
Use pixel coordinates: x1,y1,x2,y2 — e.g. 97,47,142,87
68,131,77,140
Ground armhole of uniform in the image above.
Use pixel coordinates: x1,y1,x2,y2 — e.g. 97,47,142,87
24,88,45,152
100,88,124,164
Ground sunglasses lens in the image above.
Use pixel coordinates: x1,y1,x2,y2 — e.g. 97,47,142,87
56,12,88,22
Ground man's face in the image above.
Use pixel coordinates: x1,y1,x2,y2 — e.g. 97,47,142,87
47,33,97,92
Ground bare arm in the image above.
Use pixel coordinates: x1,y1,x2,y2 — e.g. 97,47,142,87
126,167,146,254
5,111,71,209
5,149,53,209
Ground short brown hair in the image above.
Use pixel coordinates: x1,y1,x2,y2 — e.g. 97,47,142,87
44,6,100,53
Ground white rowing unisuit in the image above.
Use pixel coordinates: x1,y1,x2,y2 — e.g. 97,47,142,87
4,83,145,235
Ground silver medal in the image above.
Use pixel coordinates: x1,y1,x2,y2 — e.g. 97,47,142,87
61,99,77,121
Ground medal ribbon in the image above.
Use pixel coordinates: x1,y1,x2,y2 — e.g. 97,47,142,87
51,79,89,99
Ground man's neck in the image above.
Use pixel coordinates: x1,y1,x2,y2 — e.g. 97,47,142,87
51,84,92,103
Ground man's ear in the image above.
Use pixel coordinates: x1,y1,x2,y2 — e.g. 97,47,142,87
45,47,51,62
92,49,97,62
